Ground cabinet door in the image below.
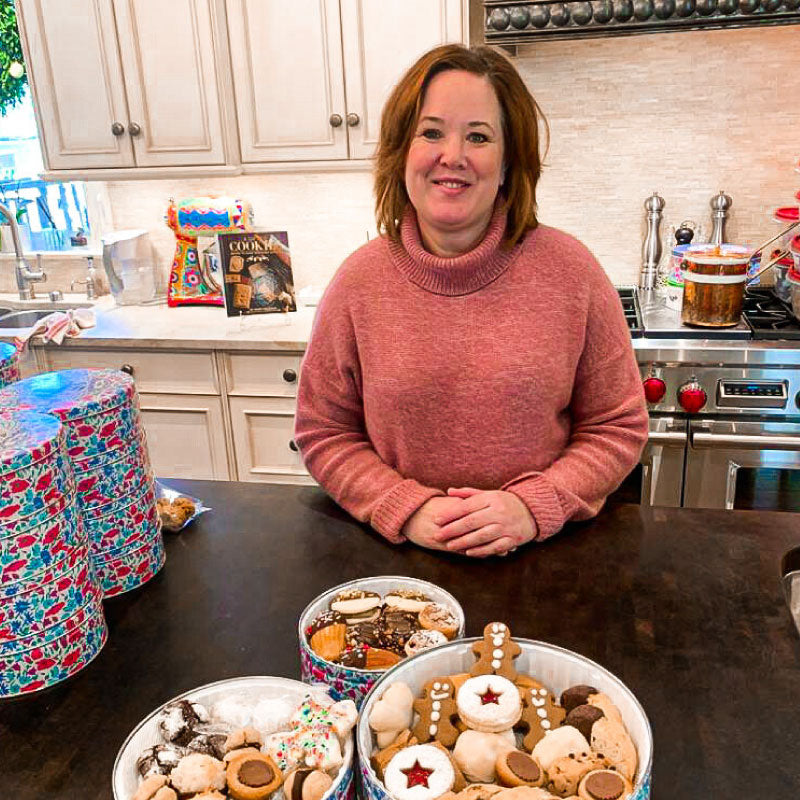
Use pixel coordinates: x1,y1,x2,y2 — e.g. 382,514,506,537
138,392,230,480
225,0,348,162
16,0,135,169
112,0,227,166
229,396,313,484
340,0,465,160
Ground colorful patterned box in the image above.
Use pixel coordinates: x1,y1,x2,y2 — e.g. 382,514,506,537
299,576,465,708
74,448,153,512
0,600,107,697
0,446,75,523
0,502,85,584
0,490,72,537
92,533,165,598
0,342,20,388
84,481,159,553
0,369,143,460
0,544,97,642
356,638,653,800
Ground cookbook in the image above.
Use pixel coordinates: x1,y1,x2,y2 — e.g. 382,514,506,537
217,230,297,316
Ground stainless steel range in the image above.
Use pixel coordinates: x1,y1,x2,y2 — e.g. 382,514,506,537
622,288,800,512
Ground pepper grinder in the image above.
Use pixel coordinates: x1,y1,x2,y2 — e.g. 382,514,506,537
709,190,732,246
640,192,665,291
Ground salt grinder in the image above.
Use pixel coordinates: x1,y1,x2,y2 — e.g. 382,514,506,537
709,190,732,246
640,192,665,291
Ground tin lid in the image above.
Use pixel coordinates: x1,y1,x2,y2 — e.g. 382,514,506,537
773,207,799,222
0,409,63,476
0,369,135,423
0,342,17,368
683,243,750,266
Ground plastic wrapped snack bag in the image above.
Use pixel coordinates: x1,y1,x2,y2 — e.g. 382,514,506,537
155,480,211,532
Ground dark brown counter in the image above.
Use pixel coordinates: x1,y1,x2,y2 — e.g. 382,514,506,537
1,481,799,798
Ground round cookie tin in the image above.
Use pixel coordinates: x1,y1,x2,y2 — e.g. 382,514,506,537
0,342,20,388
0,489,72,538
0,408,63,477
0,544,97,642
112,676,356,800
84,485,159,553
299,576,465,708
0,369,143,460
0,446,75,524
0,502,85,583
92,532,165,598
0,599,107,697
74,446,153,511
356,637,653,800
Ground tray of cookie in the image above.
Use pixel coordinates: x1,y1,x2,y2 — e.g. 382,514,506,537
357,622,652,800
299,577,465,708
113,676,357,800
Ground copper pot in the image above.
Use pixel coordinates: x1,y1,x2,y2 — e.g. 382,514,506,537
681,245,750,327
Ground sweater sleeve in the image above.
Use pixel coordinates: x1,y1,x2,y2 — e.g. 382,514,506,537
501,270,649,540
294,272,444,543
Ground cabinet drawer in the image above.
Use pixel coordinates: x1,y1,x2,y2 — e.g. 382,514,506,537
225,352,302,397
228,395,313,485
139,392,229,480
40,348,219,395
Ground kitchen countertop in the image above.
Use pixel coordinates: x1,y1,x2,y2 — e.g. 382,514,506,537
0,294,316,352
1,480,799,798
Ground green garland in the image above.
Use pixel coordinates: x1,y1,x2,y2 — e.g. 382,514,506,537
0,1,26,116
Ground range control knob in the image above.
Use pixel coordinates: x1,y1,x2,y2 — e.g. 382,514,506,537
642,376,666,404
678,380,707,413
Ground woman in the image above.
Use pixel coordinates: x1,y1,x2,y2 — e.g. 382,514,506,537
294,45,648,557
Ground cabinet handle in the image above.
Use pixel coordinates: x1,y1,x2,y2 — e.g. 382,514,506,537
346,112,360,127
329,113,343,128
289,439,298,452
111,121,125,136
120,364,135,376
282,368,297,383
128,122,142,137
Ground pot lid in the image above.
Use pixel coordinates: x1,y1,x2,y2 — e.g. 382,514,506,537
683,243,750,265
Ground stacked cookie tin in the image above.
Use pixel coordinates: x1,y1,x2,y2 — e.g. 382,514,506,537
0,342,20,387
0,409,107,696
0,369,164,597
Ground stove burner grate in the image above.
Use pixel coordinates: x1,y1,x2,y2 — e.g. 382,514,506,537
616,287,644,338
742,290,800,340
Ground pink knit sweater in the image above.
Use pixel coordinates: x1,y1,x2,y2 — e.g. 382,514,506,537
295,204,648,544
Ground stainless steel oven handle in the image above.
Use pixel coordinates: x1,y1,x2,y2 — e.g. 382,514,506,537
647,431,687,446
692,432,800,451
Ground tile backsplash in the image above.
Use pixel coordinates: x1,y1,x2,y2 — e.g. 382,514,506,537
95,25,799,290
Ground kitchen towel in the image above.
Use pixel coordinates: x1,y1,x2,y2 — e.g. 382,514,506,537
14,308,96,351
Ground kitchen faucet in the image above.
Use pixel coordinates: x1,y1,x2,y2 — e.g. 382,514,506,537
0,201,47,300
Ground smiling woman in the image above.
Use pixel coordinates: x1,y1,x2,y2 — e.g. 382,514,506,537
294,45,648,559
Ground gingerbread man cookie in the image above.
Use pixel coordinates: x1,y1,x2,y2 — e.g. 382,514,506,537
470,623,521,681
518,681,566,751
413,678,460,747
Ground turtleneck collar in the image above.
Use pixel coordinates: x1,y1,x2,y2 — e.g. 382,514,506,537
386,200,520,296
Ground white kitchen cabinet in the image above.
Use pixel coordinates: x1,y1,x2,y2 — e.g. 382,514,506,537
227,395,313,485
138,392,230,480
226,0,466,163
17,0,235,172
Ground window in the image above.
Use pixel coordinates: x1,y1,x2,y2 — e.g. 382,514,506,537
0,89,91,252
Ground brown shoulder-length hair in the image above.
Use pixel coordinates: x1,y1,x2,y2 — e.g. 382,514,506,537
374,44,548,249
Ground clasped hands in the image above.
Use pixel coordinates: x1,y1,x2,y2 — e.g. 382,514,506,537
401,487,537,558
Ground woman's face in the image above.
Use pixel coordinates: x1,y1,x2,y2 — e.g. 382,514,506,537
404,69,505,256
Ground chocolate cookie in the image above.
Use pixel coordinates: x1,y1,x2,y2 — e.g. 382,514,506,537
330,590,382,623
346,620,387,650
559,685,598,714
564,704,605,741
339,646,368,668
158,700,210,746
137,743,185,778
380,608,419,653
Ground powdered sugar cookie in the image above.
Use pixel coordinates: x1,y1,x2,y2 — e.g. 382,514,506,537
452,730,515,783
405,629,448,658
384,743,456,800
531,726,590,772
457,675,522,733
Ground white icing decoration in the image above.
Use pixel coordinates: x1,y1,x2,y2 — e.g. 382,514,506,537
538,688,547,696
492,649,504,658
430,724,438,736
499,624,506,630
434,682,441,690
541,720,551,729
537,709,547,718
491,659,501,669
431,711,440,721
492,624,500,633
432,701,441,711
532,698,545,707
492,636,504,647
442,684,449,690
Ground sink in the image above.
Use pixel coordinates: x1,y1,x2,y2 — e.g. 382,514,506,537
0,309,58,329
0,307,14,317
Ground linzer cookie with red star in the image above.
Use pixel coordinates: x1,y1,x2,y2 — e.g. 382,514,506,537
456,675,523,734
384,744,456,800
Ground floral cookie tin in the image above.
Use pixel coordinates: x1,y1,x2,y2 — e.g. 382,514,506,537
83,480,159,553
92,531,165,598
299,576,465,708
74,441,153,512
0,594,107,697
0,368,143,459
112,676,355,800
356,637,653,800
0,342,20,387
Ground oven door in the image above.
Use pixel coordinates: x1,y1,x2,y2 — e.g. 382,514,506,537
639,415,686,507
685,418,800,511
